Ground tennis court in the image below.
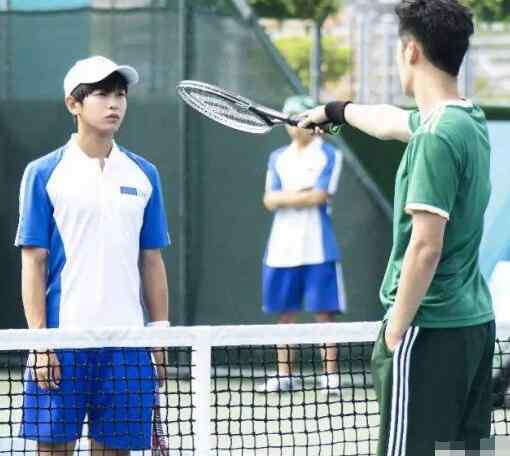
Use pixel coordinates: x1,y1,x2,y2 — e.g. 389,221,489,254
0,377,377,455
1,0,510,455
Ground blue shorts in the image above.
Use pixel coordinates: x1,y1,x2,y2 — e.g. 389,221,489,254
20,348,157,450
262,261,347,314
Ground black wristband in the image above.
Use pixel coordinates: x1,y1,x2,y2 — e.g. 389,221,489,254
325,101,352,125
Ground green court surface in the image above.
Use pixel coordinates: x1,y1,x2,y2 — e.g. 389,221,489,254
1,368,509,455
0,369,378,455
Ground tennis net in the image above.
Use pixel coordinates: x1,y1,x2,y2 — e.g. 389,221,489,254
0,322,509,455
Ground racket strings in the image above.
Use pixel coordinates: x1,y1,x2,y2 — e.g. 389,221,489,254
179,87,272,133
152,391,170,455
188,90,267,126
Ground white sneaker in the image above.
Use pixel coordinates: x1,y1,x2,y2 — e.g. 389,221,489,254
256,376,303,393
320,373,341,392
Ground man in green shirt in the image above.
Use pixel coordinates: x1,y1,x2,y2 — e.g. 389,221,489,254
298,0,494,454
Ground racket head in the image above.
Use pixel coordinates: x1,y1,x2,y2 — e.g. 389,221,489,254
176,80,281,134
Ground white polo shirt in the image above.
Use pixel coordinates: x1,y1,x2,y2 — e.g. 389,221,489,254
264,138,342,268
15,135,170,329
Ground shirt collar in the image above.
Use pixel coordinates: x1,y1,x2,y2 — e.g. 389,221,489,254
420,99,474,124
287,136,323,155
67,133,120,167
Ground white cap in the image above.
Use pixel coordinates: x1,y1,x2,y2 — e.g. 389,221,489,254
63,56,139,97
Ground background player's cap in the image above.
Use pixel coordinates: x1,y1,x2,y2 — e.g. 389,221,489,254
64,56,139,97
282,95,316,115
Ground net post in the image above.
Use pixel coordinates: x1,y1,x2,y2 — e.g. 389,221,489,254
192,337,212,456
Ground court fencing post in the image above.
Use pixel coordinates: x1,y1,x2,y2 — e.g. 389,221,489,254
178,0,191,326
310,19,323,103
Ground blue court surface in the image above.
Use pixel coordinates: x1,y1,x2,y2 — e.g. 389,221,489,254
480,121,510,280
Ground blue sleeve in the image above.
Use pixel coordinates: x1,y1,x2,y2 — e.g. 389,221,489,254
15,162,53,248
140,166,170,250
316,145,342,194
265,150,282,192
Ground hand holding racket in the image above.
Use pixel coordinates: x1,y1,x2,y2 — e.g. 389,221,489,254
296,105,331,135
176,80,342,135
298,101,352,134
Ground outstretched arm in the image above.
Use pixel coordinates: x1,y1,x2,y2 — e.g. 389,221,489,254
345,104,412,142
298,102,412,143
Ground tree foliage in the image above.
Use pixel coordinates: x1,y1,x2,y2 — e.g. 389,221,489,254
249,0,509,23
464,0,510,21
274,36,351,87
249,0,341,21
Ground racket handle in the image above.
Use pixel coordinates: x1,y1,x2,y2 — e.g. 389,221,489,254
288,116,341,135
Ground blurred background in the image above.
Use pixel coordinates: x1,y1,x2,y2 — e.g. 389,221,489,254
0,0,508,329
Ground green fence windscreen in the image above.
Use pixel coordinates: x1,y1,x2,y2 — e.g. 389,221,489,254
0,1,391,328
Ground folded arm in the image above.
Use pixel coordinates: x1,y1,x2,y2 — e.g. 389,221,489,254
263,189,329,211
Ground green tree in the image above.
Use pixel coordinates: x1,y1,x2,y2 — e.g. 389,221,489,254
274,36,351,87
464,0,510,21
249,0,343,100
249,0,340,21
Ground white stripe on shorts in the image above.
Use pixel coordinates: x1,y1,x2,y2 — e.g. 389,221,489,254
335,262,347,312
387,326,420,456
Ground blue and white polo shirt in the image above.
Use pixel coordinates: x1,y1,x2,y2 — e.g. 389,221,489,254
264,137,342,268
15,135,170,329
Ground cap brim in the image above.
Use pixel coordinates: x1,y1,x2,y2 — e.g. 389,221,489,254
115,65,139,86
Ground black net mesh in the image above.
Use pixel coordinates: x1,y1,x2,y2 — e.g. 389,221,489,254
0,330,508,455
211,343,377,455
0,347,194,455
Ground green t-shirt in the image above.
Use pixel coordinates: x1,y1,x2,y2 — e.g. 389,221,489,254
380,101,494,328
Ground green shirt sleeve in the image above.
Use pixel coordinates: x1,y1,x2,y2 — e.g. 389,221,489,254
406,133,461,220
408,110,421,133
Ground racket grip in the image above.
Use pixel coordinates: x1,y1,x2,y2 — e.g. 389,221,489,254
308,123,342,135
287,116,340,135
308,123,341,135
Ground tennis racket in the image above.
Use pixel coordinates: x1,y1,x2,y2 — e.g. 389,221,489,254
176,80,338,135
152,390,170,456
151,348,169,456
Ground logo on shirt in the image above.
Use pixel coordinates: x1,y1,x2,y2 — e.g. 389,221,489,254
120,186,139,196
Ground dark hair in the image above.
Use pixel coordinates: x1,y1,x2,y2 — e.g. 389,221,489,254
70,71,128,103
395,0,474,77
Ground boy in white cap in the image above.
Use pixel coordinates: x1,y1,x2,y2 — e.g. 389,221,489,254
258,95,346,393
16,56,170,454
